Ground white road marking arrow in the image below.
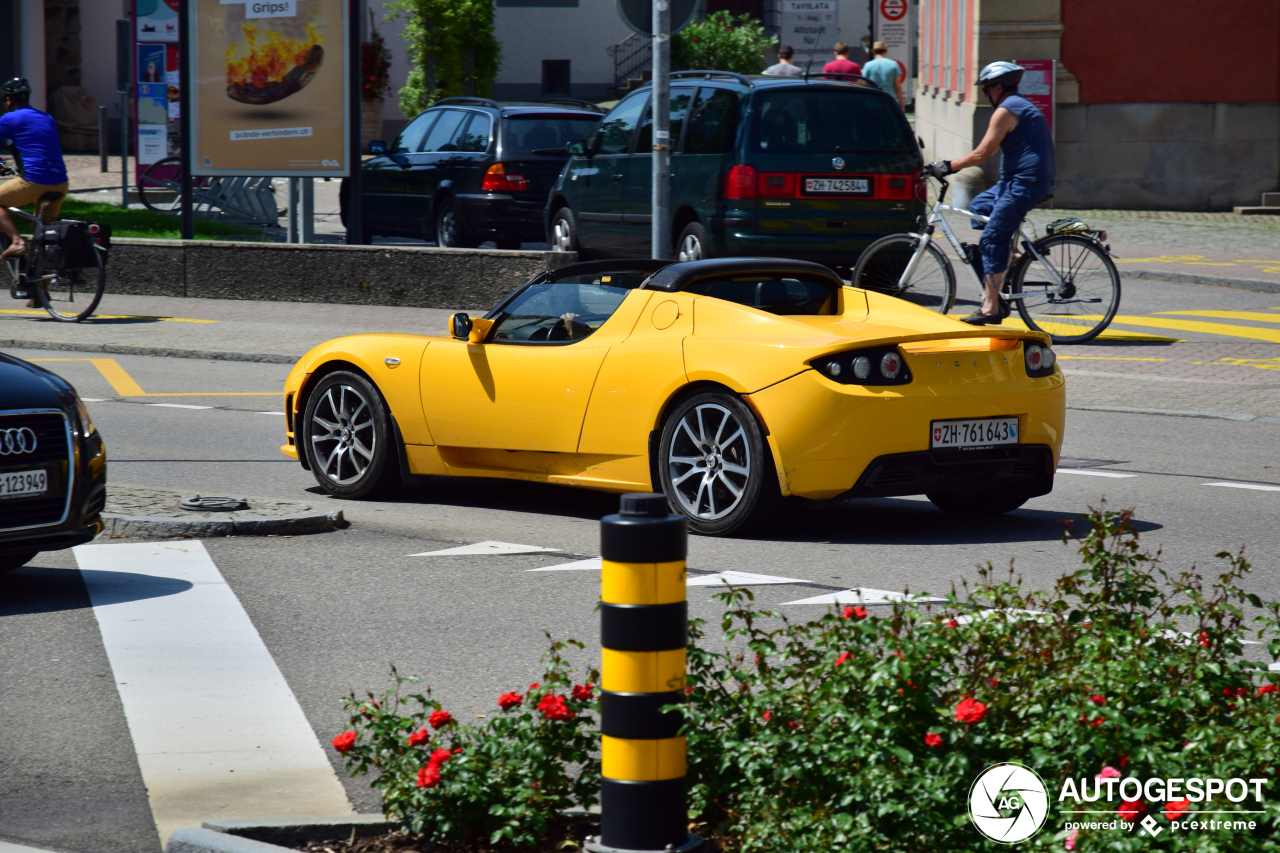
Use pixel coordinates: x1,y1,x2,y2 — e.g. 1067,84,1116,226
687,570,812,587
781,587,946,605
409,540,562,557
528,558,603,572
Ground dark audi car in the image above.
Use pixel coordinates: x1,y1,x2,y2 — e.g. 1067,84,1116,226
0,352,107,572
342,98,604,248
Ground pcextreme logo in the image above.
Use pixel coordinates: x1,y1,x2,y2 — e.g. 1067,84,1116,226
968,763,1051,843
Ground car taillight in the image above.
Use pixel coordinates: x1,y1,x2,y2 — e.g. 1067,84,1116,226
724,164,758,199
758,172,796,198
881,173,914,200
482,163,528,192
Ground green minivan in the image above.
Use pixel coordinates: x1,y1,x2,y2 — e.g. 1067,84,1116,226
545,71,923,272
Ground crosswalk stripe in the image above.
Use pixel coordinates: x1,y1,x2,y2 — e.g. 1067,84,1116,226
1087,315,1280,344
75,540,352,842
1156,310,1280,324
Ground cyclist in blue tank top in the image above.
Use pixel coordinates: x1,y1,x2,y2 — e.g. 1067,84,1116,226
0,78,70,262
923,62,1055,325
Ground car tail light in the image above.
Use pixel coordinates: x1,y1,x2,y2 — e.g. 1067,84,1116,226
1024,342,1056,377
812,346,912,386
879,351,902,379
758,172,796,198
881,174,914,200
88,223,100,234
724,164,758,199
482,163,528,192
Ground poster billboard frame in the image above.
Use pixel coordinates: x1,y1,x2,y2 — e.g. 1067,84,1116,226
186,0,351,179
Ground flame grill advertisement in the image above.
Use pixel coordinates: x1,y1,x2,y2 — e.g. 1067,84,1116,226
189,0,349,176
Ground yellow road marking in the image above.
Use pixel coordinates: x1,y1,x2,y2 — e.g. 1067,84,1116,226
1076,316,1280,344
30,358,278,397
1156,310,1280,324
1057,356,1166,361
0,308,216,323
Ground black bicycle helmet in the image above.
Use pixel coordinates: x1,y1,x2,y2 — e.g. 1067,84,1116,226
974,61,1024,89
1,77,32,97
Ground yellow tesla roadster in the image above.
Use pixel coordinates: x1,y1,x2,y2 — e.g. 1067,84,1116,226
280,258,1064,536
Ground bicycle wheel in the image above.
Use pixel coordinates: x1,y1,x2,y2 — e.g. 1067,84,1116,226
138,156,183,213
36,245,105,322
852,233,957,313
1010,234,1120,345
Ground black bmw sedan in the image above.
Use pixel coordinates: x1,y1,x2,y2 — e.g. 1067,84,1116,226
0,352,107,572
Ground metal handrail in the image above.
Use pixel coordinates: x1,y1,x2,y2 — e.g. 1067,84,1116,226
608,32,652,93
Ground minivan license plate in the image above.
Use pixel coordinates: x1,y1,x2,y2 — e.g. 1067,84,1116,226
804,177,869,195
931,417,1018,449
0,468,47,500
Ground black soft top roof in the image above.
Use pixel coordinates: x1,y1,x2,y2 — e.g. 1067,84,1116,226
544,257,843,292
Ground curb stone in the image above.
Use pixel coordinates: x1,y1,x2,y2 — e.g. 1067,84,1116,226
99,510,345,539
0,339,299,364
0,842,65,853
202,816,395,847
1123,270,1280,293
165,829,295,853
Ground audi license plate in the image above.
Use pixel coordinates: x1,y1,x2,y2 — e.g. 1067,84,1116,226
931,417,1019,450
804,177,870,196
0,468,48,500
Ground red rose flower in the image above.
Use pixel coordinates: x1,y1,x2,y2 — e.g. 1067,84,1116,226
406,728,430,747
1118,798,1146,822
955,697,986,723
529,683,540,690
1259,684,1279,696
572,683,594,702
684,685,693,694
1090,694,1107,706
788,721,798,730
843,605,868,620
538,694,575,721
762,710,772,721
498,691,523,711
1199,632,1210,646
946,620,959,628
416,766,441,788
835,652,852,668
924,732,944,747
429,747,452,766
332,731,357,753
429,709,453,729
1165,798,1191,820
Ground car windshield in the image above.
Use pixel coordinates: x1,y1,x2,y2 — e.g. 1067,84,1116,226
504,116,601,155
490,280,635,343
685,273,837,315
752,90,913,154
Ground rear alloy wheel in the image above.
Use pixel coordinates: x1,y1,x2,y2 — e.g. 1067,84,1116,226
303,370,401,499
658,391,779,536
0,551,38,573
927,489,1032,516
435,198,479,248
676,221,713,262
549,207,587,258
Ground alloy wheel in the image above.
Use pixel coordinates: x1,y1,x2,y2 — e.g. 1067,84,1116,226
677,233,703,262
552,218,573,252
666,403,751,520
309,383,376,485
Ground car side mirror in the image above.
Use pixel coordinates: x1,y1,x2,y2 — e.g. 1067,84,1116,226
449,312,472,339
369,140,386,155
566,139,587,156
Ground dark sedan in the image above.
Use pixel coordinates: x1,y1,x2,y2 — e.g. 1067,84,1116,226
0,352,107,572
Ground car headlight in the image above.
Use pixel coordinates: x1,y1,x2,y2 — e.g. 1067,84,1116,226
1024,341,1056,378
74,395,96,437
812,346,912,386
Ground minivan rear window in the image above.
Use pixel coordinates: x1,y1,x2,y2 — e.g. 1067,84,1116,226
752,90,913,154
685,273,836,315
505,115,601,155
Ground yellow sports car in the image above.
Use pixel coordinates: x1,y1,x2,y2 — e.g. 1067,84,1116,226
280,258,1064,536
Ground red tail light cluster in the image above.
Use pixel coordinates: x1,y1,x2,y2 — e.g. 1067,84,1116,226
482,163,528,192
723,166,923,201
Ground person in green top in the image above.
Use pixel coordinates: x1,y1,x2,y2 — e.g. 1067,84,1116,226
862,42,904,109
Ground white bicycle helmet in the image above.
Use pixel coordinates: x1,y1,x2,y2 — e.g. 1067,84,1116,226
975,61,1024,88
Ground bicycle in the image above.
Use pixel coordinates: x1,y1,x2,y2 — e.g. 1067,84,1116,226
851,171,1121,344
2,159,108,322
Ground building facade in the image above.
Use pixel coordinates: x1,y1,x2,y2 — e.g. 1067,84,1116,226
914,0,1280,210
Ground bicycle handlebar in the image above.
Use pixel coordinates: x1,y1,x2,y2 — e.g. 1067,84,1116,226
917,170,949,205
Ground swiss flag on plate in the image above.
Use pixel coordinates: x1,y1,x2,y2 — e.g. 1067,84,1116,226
934,427,942,442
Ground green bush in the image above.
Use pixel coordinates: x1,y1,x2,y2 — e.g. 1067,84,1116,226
671,11,777,76
334,507,1280,851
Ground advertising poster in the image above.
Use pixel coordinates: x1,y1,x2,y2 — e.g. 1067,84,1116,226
190,0,350,177
137,0,180,42
1017,59,1056,138
779,0,838,73
136,44,170,167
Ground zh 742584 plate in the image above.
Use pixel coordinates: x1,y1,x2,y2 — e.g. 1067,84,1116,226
803,177,870,196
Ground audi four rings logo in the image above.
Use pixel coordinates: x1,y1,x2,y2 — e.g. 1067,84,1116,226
0,427,38,455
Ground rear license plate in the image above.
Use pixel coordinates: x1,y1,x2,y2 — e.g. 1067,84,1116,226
803,177,870,196
931,417,1019,450
0,468,48,500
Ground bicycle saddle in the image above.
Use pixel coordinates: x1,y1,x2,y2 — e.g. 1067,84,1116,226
38,191,63,204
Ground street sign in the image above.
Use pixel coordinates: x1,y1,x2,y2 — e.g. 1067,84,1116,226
779,0,838,72
616,0,697,37
873,0,912,104
880,0,907,22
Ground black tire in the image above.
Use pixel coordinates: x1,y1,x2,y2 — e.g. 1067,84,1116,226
852,233,956,313
1010,234,1121,344
0,551,38,573
675,221,713,262
138,156,205,214
549,207,587,258
658,391,780,536
927,489,1031,516
302,370,401,499
36,243,106,322
434,197,479,248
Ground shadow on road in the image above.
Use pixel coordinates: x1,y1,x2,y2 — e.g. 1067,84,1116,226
0,565,193,616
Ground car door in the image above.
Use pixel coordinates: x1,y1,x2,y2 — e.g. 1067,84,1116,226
623,86,696,254
362,111,437,234
405,109,470,235
418,279,647,452
573,91,647,254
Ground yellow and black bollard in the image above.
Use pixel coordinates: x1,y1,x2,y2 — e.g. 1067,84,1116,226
587,493,702,853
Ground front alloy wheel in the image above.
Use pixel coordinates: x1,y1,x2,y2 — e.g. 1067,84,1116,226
303,371,400,499
658,391,779,536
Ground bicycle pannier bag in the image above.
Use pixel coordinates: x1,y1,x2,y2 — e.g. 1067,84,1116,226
38,220,102,270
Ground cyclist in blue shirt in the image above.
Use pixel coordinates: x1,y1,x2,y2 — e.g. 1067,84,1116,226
923,62,1055,325
0,78,70,261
